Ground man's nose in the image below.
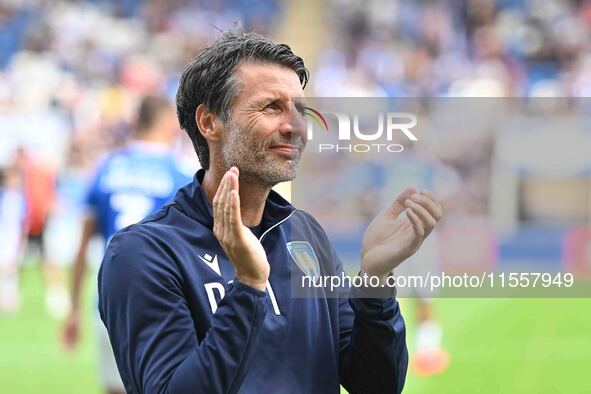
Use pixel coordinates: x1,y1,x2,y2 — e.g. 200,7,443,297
278,108,306,138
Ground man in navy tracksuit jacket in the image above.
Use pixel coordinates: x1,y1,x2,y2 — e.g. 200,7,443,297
99,31,443,394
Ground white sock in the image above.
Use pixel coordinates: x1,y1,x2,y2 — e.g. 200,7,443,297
416,320,443,352
0,273,20,311
46,285,70,319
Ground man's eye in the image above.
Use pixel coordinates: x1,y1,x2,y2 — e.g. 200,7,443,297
264,102,280,111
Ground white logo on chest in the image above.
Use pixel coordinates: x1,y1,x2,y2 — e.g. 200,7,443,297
199,253,221,276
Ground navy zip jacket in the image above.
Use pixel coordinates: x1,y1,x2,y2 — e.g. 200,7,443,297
98,169,408,394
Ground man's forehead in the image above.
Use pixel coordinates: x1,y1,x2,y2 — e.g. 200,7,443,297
236,62,305,100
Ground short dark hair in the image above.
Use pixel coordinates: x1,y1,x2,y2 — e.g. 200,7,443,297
136,95,172,134
176,30,309,169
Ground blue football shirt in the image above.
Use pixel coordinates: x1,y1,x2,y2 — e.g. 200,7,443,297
86,142,193,242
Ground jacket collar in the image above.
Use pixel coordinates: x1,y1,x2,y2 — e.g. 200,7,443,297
175,169,295,232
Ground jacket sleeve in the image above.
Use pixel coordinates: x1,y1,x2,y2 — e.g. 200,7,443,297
334,248,409,394
98,229,267,394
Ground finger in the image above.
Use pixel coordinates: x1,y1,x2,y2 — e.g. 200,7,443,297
226,171,241,230
212,173,222,202
223,171,238,234
213,171,228,209
229,189,242,232
227,168,239,195
406,198,436,232
389,187,418,217
418,189,443,216
223,174,233,235
214,173,229,237
233,167,240,195
410,192,443,221
213,174,224,228
406,207,424,239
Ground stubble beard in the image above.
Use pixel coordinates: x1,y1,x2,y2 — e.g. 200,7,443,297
221,121,305,187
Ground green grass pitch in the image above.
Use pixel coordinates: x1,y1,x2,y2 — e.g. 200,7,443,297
1,266,589,393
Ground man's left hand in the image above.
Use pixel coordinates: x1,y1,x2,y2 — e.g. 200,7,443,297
360,187,443,279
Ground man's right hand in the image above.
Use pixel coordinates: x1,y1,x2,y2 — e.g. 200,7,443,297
212,167,269,292
61,311,80,351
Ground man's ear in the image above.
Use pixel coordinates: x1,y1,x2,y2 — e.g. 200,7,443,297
195,104,223,142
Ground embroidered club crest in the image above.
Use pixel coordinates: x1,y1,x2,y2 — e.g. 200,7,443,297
286,241,321,277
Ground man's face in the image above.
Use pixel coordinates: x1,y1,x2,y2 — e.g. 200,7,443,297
220,62,306,187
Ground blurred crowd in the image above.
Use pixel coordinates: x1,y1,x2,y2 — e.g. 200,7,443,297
0,0,280,170
309,0,591,232
314,0,591,97
1,0,590,307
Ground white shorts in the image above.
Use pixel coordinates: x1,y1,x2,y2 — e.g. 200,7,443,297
95,315,125,391
0,191,25,268
0,225,21,270
44,212,83,268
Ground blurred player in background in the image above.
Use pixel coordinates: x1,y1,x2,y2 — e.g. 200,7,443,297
381,146,460,377
0,165,27,314
10,147,67,318
61,95,193,394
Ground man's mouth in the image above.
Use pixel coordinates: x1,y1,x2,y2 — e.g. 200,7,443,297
269,144,300,158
